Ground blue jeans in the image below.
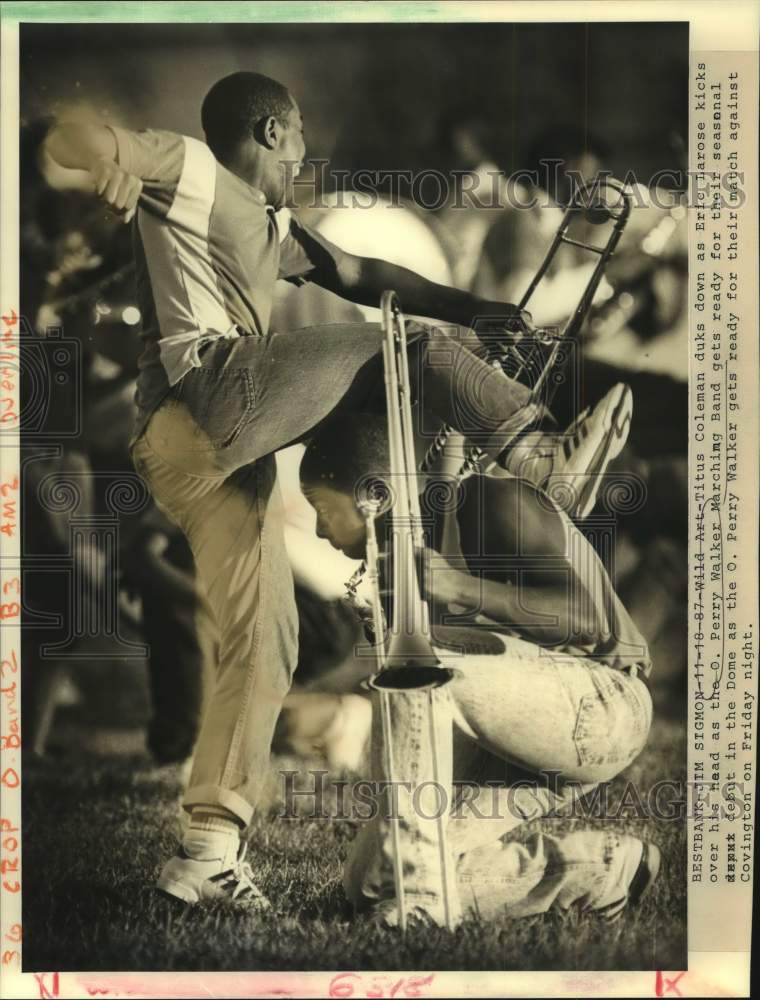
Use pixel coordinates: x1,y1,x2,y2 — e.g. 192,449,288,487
146,321,533,473
131,322,533,823
343,635,653,924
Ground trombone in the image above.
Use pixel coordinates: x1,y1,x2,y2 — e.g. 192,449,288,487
368,292,457,693
421,176,633,480
357,290,457,931
353,179,632,929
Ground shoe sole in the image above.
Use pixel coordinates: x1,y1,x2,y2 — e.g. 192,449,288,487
156,887,193,906
628,841,662,905
572,384,633,519
596,841,662,923
156,875,199,904
156,869,272,908
155,880,271,910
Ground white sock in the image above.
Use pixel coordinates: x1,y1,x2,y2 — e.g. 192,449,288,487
183,808,241,866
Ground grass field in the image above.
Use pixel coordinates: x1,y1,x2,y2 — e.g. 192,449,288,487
22,715,686,974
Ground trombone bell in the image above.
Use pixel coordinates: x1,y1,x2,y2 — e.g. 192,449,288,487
368,663,458,692
367,580,461,691
362,290,456,693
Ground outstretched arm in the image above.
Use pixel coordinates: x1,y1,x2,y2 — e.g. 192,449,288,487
425,476,609,647
316,252,523,329
284,220,524,329
45,122,143,222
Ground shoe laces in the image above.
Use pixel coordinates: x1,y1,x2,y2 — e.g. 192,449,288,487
210,843,270,906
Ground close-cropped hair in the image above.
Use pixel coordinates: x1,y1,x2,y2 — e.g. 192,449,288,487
201,71,294,159
300,415,390,497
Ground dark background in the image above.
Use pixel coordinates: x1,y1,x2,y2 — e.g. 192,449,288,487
18,18,689,973
21,21,688,185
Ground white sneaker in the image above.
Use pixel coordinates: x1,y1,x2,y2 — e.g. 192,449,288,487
592,838,661,923
156,841,271,909
545,382,633,519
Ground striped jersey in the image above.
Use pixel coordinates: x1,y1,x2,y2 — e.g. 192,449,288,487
108,126,345,443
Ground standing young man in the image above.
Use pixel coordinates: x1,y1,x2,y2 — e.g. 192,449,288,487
45,71,626,907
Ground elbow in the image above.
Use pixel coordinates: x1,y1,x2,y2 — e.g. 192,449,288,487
42,124,67,165
43,122,114,172
319,252,367,302
43,122,86,170
336,253,366,293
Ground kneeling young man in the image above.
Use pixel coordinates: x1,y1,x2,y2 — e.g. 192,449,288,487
298,414,660,927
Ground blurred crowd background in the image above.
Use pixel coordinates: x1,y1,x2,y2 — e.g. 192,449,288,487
19,20,689,769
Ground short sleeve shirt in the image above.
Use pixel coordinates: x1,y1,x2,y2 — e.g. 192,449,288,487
108,126,346,442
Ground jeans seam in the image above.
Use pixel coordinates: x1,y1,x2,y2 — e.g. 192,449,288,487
229,369,255,449
462,860,599,886
170,361,256,453
573,670,646,769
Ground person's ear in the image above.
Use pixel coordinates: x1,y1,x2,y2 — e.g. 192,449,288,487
253,115,280,151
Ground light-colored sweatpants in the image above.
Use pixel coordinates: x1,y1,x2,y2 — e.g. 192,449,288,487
132,416,299,825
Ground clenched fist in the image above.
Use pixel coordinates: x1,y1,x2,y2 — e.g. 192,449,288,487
91,156,143,223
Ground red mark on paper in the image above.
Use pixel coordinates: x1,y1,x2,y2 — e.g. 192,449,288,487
656,970,687,997
35,972,60,998
1,814,21,893
329,973,435,999
0,650,17,680
75,971,437,1000
0,476,18,538
1,673,20,752
4,923,21,943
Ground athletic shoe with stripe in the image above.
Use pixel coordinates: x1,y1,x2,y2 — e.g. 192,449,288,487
156,841,271,909
594,840,662,923
545,382,633,520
